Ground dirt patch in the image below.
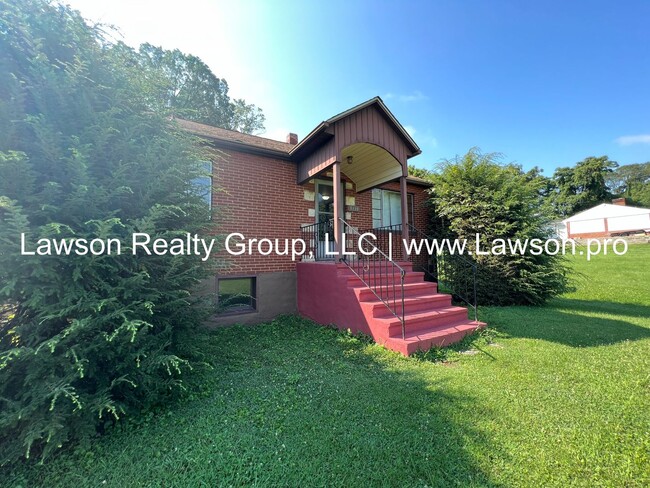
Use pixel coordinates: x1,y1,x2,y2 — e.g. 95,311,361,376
459,349,480,355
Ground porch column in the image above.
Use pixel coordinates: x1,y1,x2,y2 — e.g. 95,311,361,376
333,160,343,261
400,175,410,258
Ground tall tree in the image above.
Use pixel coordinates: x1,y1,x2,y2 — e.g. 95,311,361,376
0,0,214,463
548,156,618,216
137,43,265,134
431,148,569,306
607,162,650,207
408,165,434,180
231,98,266,134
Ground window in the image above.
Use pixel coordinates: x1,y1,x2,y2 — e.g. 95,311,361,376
192,161,213,214
217,277,256,314
371,189,414,228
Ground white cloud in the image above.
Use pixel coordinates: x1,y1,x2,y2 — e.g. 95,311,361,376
402,125,438,149
261,127,292,142
399,91,428,103
417,135,438,148
383,91,428,103
615,134,650,146
403,125,417,137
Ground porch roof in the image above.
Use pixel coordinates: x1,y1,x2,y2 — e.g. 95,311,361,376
177,97,424,191
405,175,433,188
290,97,421,159
293,97,422,191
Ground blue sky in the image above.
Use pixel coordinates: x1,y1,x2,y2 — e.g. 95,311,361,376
65,0,649,174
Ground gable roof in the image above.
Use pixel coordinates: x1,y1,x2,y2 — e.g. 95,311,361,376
563,203,650,223
175,96,422,165
174,118,293,156
290,96,421,158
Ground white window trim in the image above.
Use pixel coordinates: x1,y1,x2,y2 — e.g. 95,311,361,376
372,189,414,228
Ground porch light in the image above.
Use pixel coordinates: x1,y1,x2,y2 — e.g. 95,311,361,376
320,185,333,201
347,155,353,165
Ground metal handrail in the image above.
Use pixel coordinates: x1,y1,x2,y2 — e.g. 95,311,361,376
407,224,478,322
300,219,334,261
338,218,407,339
366,224,402,258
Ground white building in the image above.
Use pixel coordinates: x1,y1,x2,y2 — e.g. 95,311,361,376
562,199,650,238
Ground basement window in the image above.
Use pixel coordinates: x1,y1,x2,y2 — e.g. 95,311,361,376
217,277,257,314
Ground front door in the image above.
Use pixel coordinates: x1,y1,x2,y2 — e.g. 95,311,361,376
314,180,342,259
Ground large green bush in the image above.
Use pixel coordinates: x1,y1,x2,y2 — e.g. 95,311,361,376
431,148,570,306
0,0,214,462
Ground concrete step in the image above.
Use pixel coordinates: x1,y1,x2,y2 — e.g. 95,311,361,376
376,305,470,336
343,271,425,287
384,321,487,355
367,293,453,318
337,261,413,273
355,281,438,302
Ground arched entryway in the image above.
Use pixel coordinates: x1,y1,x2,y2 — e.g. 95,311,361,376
293,98,420,257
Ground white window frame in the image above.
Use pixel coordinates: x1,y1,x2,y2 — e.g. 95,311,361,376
371,189,414,228
192,160,213,216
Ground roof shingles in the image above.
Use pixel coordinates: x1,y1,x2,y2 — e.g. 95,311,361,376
174,118,293,154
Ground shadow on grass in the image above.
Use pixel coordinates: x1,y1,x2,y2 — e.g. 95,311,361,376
483,298,650,348
552,298,650,318
206,321,508,486
1,317,506,487
254,325,509,487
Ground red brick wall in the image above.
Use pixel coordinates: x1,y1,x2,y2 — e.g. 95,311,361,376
211,147,431,275
211,148,310,274
568,231,611,239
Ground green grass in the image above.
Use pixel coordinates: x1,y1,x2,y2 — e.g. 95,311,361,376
3,246,650,487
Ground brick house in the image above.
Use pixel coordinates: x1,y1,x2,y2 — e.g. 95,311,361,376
179,97,483,355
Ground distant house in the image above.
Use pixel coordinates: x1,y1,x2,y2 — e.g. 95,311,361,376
178,97,484,355
561,198,650,239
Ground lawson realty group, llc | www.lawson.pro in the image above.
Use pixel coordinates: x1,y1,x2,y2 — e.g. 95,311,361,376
19,231,628,262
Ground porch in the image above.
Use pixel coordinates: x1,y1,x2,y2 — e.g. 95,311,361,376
291,98,485,354
296,223,484,355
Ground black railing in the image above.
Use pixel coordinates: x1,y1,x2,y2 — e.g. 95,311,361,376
407,224,478,322
301,219,334,261
434,252,478,322
300,219,479,333
339,218,407,339
368,224,402,260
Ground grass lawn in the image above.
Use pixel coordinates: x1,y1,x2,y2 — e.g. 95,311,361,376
3,245,649,487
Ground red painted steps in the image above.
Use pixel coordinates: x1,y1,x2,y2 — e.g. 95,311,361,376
376,305,471,336
385,321,485,356
343,271,426,287
354,281,438,301
365,293,453,317
337,262,486,355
